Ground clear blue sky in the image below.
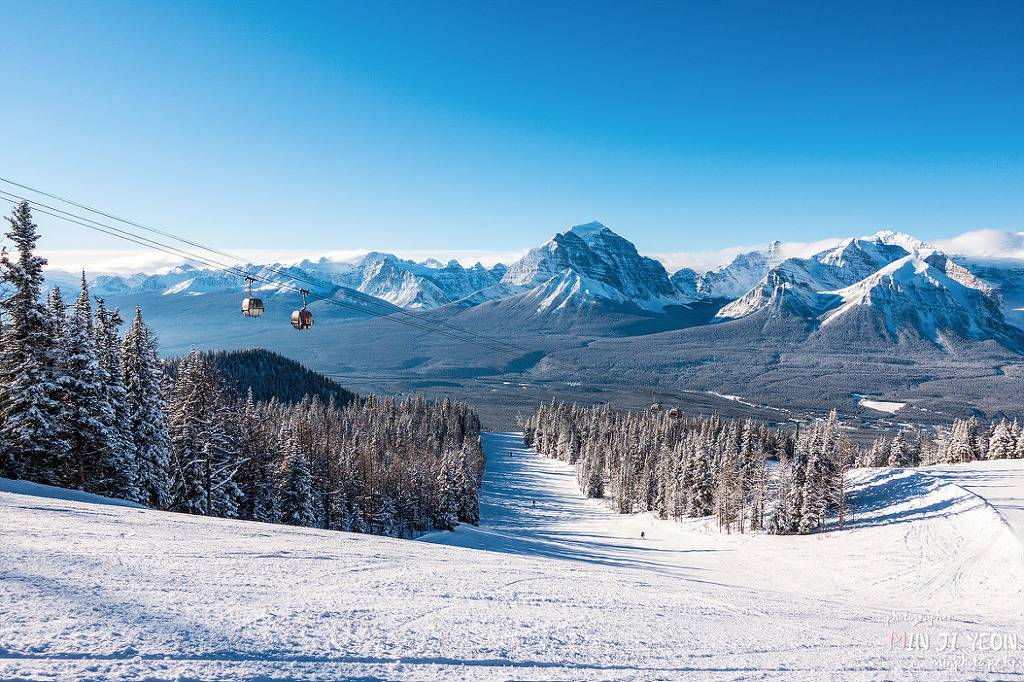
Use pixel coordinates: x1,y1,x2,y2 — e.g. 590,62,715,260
3,0,1022,259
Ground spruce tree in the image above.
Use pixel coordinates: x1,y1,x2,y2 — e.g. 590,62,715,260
122,308,172,508
62,273,123,493
434,449,459,530
0,201,67,483
277,422,316,527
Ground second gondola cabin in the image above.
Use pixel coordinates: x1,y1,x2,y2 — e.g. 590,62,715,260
291,308,314,330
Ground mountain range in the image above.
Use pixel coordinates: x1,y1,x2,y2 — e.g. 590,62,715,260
74,221,1024,350
49,221,1024,429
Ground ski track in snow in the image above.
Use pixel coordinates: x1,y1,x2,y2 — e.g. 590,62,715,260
2,433,1024,681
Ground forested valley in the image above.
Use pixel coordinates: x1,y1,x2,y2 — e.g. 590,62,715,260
0,201,483,538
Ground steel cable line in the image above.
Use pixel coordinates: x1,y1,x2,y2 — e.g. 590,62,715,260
0,177,528,353
0,194,516,353
0,189,517,351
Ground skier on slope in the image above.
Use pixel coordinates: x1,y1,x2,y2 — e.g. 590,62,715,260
640,531,645,540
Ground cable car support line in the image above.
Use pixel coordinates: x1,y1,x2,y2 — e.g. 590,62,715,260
0,191,519,354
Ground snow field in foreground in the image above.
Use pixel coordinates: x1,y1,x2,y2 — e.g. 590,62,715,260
2,432,1023,680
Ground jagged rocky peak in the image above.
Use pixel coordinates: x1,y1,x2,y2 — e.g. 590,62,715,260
688,242,787,300
501,221,683,310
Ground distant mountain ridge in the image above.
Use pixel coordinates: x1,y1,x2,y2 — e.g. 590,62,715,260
49,221,1024,356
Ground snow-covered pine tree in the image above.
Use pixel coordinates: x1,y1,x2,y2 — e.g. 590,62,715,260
455,442,480,525
0,201,68,483
715,444,739,533
434,449,460,530
62,273,128,495
688,442,714,517
987,419,1014,461
798,428,828,534
276,420,316,527
168,348,241,516
747,440,767,531
93,296,140,501
234,388,277,522
888,432,909,468
766,451,792,535
122,307,172,508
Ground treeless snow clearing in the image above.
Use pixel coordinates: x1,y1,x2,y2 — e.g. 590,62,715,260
1,433,1023,680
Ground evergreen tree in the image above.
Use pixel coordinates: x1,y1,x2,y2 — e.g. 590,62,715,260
168,348,240,516
888,432,909,468
122,308,172,508
277,422,316,527
0,201,67,483
93,296,139,500
987,420,1014,461
455,442,480,525
62,274,125,494
434,449,460,530
799,430,828,534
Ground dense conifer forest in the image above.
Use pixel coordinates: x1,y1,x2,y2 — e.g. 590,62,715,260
164,348,358,406
526,402,1024,534
0,201,482,537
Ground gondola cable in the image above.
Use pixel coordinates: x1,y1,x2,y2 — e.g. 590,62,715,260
0,177,528,353
0,193,517,353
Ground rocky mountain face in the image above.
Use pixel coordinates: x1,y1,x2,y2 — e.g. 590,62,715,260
500,222,683,311
714,233,1023,351
673,240,786,301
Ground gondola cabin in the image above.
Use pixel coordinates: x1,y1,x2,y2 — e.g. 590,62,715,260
668,407,680,419
650,402,661,414
241,297,264,317
291,308,314,330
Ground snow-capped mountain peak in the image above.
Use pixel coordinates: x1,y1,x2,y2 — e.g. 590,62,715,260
500,222,684,311
818,254,1019,348
865,229,931,255
566,220,614,244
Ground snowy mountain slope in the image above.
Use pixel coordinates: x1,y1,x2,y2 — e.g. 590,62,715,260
819,256,1017,346
299,252,506,309
85,253,507,311
4,436,1023,681
684,240,785,300
713,232,1024,351
956,258,1024,327
501,222,685,311
716,232,917,320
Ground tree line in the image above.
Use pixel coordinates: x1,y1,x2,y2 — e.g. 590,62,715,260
860,416,1024,467
0,201,483,537
524,401,856,535
527,401,1024,535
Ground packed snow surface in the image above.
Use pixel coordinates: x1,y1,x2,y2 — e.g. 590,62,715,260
2,434,1024,680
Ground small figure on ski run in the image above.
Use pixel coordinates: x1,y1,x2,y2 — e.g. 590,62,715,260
532,500,536,507
640,531,645,540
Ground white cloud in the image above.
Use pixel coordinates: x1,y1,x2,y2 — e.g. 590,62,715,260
932,229,1024,261
650,237,844,274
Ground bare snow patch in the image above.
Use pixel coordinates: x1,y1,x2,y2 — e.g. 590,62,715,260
854,393,906,413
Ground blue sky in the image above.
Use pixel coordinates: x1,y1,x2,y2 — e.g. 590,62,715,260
3,1,1022,269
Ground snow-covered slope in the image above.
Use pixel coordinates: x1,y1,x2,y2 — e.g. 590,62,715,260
820,255,1013,345
3,435,1024,680
684,240,786,300
501,222,685,311
955,258,1024,327
714,232,1024,351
